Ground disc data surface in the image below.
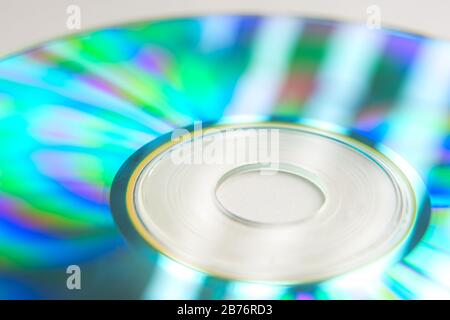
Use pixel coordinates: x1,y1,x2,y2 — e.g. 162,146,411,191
0,15,449,299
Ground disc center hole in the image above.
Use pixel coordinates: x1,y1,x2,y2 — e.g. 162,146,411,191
215,164,325,226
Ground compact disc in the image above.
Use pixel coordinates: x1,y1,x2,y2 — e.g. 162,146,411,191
0,15,449,299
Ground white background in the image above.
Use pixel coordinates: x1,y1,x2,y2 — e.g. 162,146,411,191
0,0,449,58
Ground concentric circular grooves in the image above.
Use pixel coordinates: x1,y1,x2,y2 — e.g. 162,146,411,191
115,121,426,284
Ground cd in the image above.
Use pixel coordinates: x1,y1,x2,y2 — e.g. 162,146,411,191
0,15,449,299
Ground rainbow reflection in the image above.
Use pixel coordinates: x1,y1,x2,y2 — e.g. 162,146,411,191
0,16,449,299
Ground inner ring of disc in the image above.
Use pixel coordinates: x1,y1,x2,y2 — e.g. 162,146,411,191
214,163,326,226
127,123,420,283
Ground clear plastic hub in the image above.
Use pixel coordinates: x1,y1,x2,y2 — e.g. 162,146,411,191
132,123,417,283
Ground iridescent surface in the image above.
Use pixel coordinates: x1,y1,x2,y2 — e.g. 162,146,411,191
0,16,449,299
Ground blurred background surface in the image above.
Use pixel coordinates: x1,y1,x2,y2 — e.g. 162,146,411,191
1,0,449,58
